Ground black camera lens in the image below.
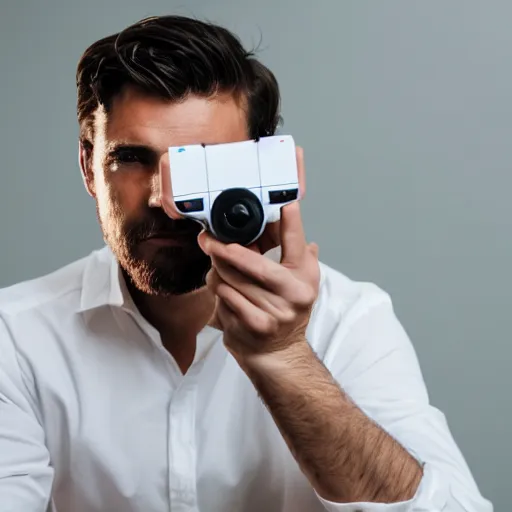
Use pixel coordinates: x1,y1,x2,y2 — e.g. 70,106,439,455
225,203,251,229
210,188,264,245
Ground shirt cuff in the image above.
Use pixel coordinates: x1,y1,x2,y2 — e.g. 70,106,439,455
316,463,448,512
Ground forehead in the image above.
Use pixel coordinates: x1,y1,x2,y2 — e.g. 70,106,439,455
95,87,249,151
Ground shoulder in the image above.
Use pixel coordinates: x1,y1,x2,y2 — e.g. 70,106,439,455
264,246,396,337
265,246,392,322
305,260,407,361
316,261,393,323
0,248,106,318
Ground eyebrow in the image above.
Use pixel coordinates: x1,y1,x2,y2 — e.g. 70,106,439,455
105,139,249,156
106,143,160,155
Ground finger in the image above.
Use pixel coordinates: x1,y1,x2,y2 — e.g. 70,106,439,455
198,228,261,254
296,146,306,199
214,298,232,331
211,256,294,319
255,147,305,255
207,298,223,331
197,230,215,254
215,283,277,336
279,201,307,267
278,146,307,265
202,239,291,293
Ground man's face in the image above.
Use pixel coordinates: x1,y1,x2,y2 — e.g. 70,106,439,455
83,88,249,296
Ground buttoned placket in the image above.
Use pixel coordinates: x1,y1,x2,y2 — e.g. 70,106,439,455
124,304,221,512
167,362,201,511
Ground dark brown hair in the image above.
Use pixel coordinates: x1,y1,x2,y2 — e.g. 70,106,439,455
76,15,282,144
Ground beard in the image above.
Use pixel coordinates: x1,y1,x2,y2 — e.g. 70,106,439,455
100,206,212,296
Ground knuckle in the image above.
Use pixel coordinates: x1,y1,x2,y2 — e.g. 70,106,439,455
295,284,317,307
253,264,271,285
217,282,231,298
280,308,297,324
205,270,214,286
206,270,220,290
254,314,278,335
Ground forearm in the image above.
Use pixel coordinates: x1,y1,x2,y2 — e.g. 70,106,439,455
239,341,423,504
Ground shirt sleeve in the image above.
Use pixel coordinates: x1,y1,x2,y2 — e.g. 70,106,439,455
0,314,54,512
313,294,493,512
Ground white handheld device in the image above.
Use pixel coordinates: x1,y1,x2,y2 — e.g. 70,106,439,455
168,135,299,245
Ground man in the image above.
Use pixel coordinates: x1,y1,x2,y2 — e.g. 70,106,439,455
0,15,492,512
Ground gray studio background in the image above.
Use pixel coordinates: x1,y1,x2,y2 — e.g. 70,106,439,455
0,1,507,508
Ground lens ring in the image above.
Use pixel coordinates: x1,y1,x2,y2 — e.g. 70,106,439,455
211,189,264,245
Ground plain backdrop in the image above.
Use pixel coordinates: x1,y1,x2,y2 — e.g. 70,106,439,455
0,1,508,508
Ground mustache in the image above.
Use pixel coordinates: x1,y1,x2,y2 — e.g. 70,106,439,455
124,210,202,244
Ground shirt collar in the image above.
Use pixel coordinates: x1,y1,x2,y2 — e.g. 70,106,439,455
78,245,224,362
79,246,127,312
78,244,289,314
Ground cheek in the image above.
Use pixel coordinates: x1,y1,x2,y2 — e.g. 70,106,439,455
94,179,142,242
97,172,147,218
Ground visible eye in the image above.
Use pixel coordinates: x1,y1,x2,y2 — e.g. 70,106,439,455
115,149,145,164
107,146,156,169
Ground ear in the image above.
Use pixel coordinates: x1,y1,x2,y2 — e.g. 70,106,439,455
78,139,96,198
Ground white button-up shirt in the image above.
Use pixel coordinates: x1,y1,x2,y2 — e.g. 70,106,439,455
0,246,492,512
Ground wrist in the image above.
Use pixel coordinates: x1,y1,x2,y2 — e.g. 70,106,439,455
235,337,313,375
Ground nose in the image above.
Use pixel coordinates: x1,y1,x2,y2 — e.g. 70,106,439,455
150,151,182,220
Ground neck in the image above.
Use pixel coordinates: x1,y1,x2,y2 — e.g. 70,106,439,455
129,284,215,338
124,275,216,374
